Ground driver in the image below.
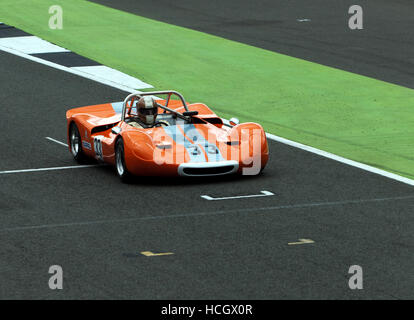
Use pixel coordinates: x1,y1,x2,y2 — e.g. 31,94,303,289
129,96,169,128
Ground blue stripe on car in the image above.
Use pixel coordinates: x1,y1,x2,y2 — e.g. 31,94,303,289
181,124,224,162
111,102,123,113
163,125,207,163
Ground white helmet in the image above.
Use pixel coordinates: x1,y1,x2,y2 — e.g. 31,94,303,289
137,96,158,125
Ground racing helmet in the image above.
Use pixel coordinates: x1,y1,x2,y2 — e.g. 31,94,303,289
137,96,158,125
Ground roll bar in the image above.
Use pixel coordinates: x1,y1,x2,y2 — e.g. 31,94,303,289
121,90,190,121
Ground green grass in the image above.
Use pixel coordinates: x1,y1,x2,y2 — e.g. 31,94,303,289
1,0,413,179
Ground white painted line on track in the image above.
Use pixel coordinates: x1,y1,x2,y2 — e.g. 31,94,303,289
288,238,314,245
201,190,274,201
0,165,100,175
265,132,414,186
0,31,412,186
0,138,97,174
45,137,68,147
0,36,70,54
0,44,143,93
1,195,412,232
72,66,153,89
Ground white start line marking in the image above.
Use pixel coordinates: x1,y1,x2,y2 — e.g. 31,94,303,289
201,190,275,201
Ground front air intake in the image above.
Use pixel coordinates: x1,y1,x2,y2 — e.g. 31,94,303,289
178,160,239,177
182,165,234,176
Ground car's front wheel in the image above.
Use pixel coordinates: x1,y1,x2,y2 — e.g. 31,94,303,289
69,123,86,163
115,138,132,182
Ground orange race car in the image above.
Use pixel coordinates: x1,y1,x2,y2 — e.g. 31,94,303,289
66,91,268,181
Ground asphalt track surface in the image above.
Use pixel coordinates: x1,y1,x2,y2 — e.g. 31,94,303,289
0,49,413,299
90,0,414,89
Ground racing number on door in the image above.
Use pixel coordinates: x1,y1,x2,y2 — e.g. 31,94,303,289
94,136,104,161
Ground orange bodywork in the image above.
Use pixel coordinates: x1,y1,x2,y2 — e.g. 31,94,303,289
66,99,269,176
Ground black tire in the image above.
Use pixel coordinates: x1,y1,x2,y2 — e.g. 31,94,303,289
69,123,87,163
115,138,132,182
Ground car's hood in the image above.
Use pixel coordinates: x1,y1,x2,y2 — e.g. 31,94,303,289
146,123,234,163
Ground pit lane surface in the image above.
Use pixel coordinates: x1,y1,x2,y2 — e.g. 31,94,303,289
0,51,413,299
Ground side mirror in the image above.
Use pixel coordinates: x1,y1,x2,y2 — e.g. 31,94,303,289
111,126,121,134
229,117,240,126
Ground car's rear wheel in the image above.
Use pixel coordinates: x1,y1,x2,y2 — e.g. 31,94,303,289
69,123,86,163
115,138,132,182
